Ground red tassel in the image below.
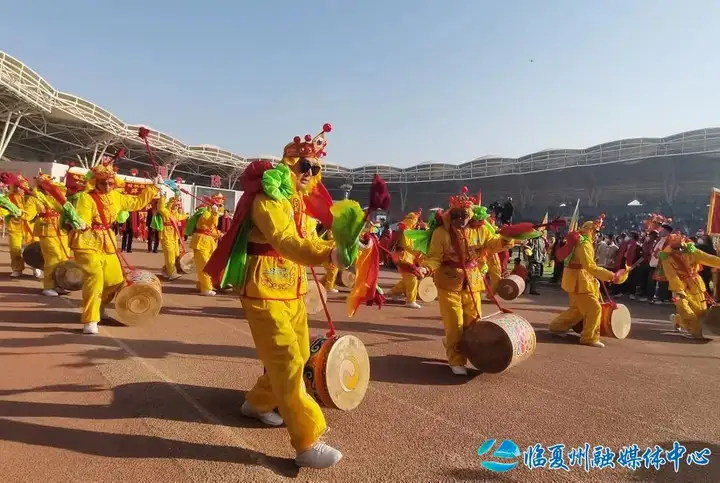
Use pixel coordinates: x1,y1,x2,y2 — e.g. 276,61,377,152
114,148,126,161
39,179,67,205
0,172,18,187
368,175,390,212
138,127,150,139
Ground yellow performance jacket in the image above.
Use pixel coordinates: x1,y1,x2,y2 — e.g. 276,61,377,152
661,246,720,296
561,237,614,296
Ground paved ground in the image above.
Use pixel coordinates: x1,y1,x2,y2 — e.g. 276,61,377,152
1,239,719,483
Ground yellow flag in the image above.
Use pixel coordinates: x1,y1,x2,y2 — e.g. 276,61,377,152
568,199,580,232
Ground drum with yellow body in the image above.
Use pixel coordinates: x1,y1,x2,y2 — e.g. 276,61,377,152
53,260,84,292
21,241,44,270
460,312,536,373
114,270,163,326
305,283,328,315
496,275,526,301
303,334,370,411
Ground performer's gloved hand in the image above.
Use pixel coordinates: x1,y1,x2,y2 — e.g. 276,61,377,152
211,204,219,213
612,269,628,285
152,175,164,188
417,267,428,276
358,238,371,250
673,291,687,300
77,219,88,231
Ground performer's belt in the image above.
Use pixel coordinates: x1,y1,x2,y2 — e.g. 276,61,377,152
247,242,280,257
442,260,480,270
91,223,112,231
39,210,60,219
194,229,216,236
567,263,583,270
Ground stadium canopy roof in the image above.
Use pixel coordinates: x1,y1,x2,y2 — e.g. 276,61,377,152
2,50,720,187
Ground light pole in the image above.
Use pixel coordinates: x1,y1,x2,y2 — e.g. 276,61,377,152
340,183,352,200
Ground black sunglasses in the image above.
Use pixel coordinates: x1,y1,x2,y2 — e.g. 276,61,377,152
299,159,321,176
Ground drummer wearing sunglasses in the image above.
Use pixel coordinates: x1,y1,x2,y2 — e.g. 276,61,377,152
235,124,346,469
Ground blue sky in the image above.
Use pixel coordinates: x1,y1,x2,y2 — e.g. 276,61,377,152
1,1,718,168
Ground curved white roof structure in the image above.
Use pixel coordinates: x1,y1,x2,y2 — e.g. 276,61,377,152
2,50,720,186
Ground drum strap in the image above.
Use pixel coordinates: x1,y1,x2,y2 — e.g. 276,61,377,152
167,214,186,255
89,192,136,284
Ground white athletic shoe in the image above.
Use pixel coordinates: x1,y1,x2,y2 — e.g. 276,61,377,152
83,322,99,335
450,365,468,376
41,289,59,297
295,442,343,469
168,273,182,281
240,401,284,426
33,269,43,279
583,341,605,348
10,271,21,278
201,290,217,296
406,302,422,309
328,288,339,293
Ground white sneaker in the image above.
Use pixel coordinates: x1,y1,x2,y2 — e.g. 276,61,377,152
295,442,343,469
83,322,99,335
240,401,284,426
10,271,21,278
33,269,43,279
582,341,605,348
201,290,217,296
406,302,422,309
450,365,468,376
41,289,59,297
328,288,339,293
168,273,182,281
682,333,705,340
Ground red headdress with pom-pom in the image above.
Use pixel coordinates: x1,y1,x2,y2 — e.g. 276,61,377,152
283,123,332,159
449,186,477,211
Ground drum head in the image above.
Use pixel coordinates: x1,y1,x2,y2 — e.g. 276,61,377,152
115,278,163,326
305,283,327,315
54,260,85,292
22,241,44,270
460,321,513,373
323,335,371,411
176,253,195,274
341,270,356,288
610,303,632,339
497,275,524,301
418,277,438,302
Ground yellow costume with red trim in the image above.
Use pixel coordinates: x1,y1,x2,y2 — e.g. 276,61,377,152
157,195,188,279
190,193,225,293
390,211,422,304
71,160,159,328
1,174,36,274
239,125,337,454
421,190,514,368
660,234,720,337
23,175,71,290
548,216,623,346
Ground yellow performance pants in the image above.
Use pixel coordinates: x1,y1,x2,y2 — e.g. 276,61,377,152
39,235,69,290
438,288,481,367
8,230,30,273
549,292,603,344
242,297,326,452
193,236,217,292
674,292,707,336
161,237,179,277
391,272,419,303
75,250,125,324
321,262,339,290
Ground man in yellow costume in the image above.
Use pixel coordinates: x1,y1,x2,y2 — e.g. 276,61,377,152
660,232,720,339
23,173,75,296
71,159,162,334
420,188,521,375
0,173,41,278
548,215,626,347
157,194,187,281
390,210,423,308
186,193,224,295
204,123,358,469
